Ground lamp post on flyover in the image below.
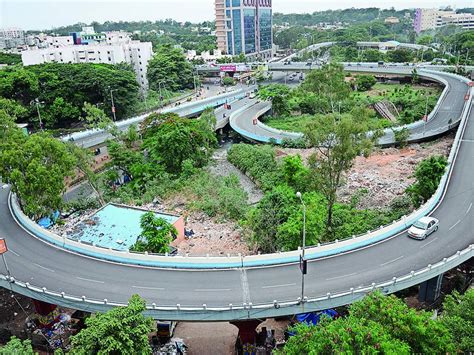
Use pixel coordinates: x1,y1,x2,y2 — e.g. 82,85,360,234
296,192,307,304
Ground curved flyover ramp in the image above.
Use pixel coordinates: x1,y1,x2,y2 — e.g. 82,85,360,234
230,67,469,145
0,70,472,321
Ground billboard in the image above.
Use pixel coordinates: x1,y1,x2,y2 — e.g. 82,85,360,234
220,65,236,72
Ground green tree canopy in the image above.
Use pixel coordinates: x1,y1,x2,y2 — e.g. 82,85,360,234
441,289,474,352
0,336,35,355
131,211,177,254
70,295,153,355
280,291,454,354
407,155,448,207
0,128,76,218
147,44,194,92
258,84,291,116
305,111,374,237
143,113,217,174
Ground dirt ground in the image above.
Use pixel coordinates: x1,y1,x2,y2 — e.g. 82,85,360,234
278,134,454,209
0,288,32,343
173,318,290,355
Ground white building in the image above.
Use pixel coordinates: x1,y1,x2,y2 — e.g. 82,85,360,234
21,41,153,91
0,27,25,49
414,8,474,33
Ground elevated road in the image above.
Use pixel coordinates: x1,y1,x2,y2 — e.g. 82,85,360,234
0,67,472,321
230,66,469,145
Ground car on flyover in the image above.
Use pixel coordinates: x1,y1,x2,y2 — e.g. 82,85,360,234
408,217,439,240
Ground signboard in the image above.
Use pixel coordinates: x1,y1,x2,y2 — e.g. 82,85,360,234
422,115,428,122
236,64,250,72
299,255,307,275
220,65,236,72
0,239,7,255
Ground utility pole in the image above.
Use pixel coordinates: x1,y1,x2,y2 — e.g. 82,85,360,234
109,88,117,121
296,192,307,305
32,98,44,130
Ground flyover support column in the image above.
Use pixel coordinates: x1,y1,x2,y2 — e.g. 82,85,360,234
418,273,443,303
230,320,262,354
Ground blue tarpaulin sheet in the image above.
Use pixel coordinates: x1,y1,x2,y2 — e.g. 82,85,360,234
37,211,60,229
296,309,339,326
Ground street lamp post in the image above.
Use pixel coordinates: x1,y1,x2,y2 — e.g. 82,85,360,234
296,192,307,304
108,88,117,121
158,82,165,108
32,98,44,130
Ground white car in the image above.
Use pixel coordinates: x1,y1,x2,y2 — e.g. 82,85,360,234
408,217,439,240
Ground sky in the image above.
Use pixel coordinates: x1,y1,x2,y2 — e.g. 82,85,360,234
1,0,473,30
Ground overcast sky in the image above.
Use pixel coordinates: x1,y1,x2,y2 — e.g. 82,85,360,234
1,0,472,30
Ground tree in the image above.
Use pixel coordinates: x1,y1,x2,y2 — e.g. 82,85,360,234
222,77,235,86
0,131,76,219
301,63,350,113
67,144,105,206
279,291,454,354
143,113,217,174
81,102,114,131
305,112,373,237
387,48,414,63
257,84,291,116
70,295,153,355
393,127,410,147
44,97,80,128
355,74,377,91
406,155,448,207
131,211,176,254
0,336,35,355
441,289,474,353
147,44,194,92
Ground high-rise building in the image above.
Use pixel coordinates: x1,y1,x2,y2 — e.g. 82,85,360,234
215,0,273,60
0,28,25,49
414,8,474,33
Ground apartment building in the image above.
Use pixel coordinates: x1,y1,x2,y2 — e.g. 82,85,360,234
414,8,474,33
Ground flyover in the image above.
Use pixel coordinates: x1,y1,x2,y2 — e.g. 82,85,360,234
230,65,469,145
0,66,472,321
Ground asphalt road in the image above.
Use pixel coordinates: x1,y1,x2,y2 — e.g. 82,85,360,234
0,67,472,320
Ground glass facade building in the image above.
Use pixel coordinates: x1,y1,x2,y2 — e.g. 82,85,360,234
215,0,273,59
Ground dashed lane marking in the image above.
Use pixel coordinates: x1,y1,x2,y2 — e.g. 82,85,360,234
194,288,232,292
76,276,104,284
132,286,165,291
326,272,357,281
261,283,296,289
420,237,438,249
466,203,472,215
380,255,404,266
33,263,55,273
449,220,461,231
9,249,20,257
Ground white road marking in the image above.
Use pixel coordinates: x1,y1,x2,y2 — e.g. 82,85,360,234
194,288,232,292
240,268,251,304
449,220,461,231
326,272,357,281
33,263,55,273
9,249,20,257
380,256,404,266
76,277,104,284
420,237,438,249
466,203,472,215
132,286,165,291
261,283,296,289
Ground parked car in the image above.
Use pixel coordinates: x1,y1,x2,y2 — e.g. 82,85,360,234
408,217,439,240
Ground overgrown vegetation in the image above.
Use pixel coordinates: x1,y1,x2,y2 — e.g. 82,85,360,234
279,290,468,354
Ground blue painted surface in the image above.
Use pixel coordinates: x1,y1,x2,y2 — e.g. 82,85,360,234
69,205,179,251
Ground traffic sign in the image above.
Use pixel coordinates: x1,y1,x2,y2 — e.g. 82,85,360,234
0,239,7,255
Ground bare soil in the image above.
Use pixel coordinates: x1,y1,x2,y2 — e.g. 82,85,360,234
277,134,454,209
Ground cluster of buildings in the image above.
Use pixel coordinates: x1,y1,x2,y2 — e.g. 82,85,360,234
1,26,153,91
215,0,273,61
414,8,474,33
